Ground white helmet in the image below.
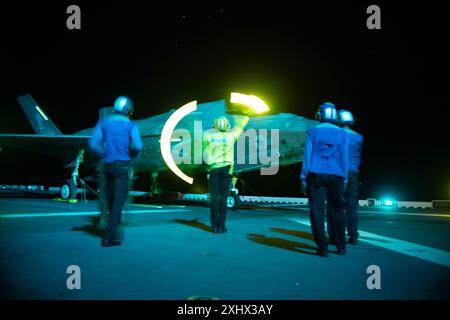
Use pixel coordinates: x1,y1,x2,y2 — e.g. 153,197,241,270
214,116,229,131
114,96,134,115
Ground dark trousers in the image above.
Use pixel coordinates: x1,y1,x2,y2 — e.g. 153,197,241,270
103,161,130,242
208,166,231,230
97,163,109,224
307,173,346,250
345,171,359,239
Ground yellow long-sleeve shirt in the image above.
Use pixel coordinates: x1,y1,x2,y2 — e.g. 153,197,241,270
203,116,249,174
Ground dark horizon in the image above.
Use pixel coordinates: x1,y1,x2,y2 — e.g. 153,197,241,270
1,1,449,201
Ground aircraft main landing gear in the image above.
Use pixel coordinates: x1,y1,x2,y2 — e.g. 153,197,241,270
150,172,162,198
226,176,241,211
60,179,77,200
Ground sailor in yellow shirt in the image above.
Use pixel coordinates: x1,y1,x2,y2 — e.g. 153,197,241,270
203,115,249,233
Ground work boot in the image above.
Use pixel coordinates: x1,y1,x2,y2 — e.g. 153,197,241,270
211,226,219,233
335,247,346,255
218,226,227,233
348,237,358,245
101,239,122,247
317,248,329,257
114,225,125,241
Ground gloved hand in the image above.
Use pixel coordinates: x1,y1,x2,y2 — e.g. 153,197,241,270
301,181,308,196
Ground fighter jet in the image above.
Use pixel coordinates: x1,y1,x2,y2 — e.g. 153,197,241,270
0,94,318,208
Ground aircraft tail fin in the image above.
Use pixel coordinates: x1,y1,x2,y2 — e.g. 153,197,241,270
17,94,62,135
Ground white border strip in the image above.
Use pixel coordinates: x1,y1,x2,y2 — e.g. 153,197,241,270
0,209,189,218
288,217,450,268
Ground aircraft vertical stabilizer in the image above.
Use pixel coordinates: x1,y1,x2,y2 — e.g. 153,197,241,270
17,94,62,135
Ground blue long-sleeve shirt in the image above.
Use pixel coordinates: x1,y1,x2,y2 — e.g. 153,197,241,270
343,127,363,173
89,114,143,163
300,123,349,183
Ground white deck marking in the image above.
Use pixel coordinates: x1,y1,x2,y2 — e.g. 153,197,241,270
288,217,450,268
0,209,189,218
293,207,450,218
358,210,450,218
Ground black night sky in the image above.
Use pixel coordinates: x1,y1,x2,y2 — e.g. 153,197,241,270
1,1,449,201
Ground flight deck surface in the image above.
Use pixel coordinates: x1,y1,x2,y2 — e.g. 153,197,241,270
1,196,449,299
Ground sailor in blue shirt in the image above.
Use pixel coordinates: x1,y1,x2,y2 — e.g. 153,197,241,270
300,102,348,257
338,109,363,245
89,96,142,247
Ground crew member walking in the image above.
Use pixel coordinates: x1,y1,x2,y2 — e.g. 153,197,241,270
89,96,142,247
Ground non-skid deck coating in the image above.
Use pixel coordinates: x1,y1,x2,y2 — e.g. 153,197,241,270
0,197,449,299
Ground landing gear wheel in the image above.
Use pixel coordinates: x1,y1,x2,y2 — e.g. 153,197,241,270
227,192,241,211
60,180,77,200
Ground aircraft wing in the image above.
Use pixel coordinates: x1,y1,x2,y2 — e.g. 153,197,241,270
0,134,89,148
233,159,301,174
0,134,91,163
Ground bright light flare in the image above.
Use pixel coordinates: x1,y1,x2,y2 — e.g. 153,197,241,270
381,198,396,207
160,101,197,184
230,93,270,114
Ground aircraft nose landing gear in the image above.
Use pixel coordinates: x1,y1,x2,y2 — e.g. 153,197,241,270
59,150,84,200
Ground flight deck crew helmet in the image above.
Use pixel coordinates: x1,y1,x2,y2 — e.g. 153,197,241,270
338,109,355,126
214,116,229,132
319,102,338,123
114,96,134,116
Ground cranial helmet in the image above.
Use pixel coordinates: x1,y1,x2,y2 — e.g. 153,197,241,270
214,116,229,131
114,96,134,116
319,102,338,123
338,109,355,126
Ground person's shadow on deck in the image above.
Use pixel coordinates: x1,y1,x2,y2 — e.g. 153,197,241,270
70,224,104,238
246,233,317,255
173,218,213,233
269,227,315,241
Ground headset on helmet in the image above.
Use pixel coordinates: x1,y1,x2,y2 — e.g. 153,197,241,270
318,102,338,123
214,116,229,131
114,96,134,116
338,109,355,126
314,106,322,121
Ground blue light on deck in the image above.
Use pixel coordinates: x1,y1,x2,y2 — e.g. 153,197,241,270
381,198,396,207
